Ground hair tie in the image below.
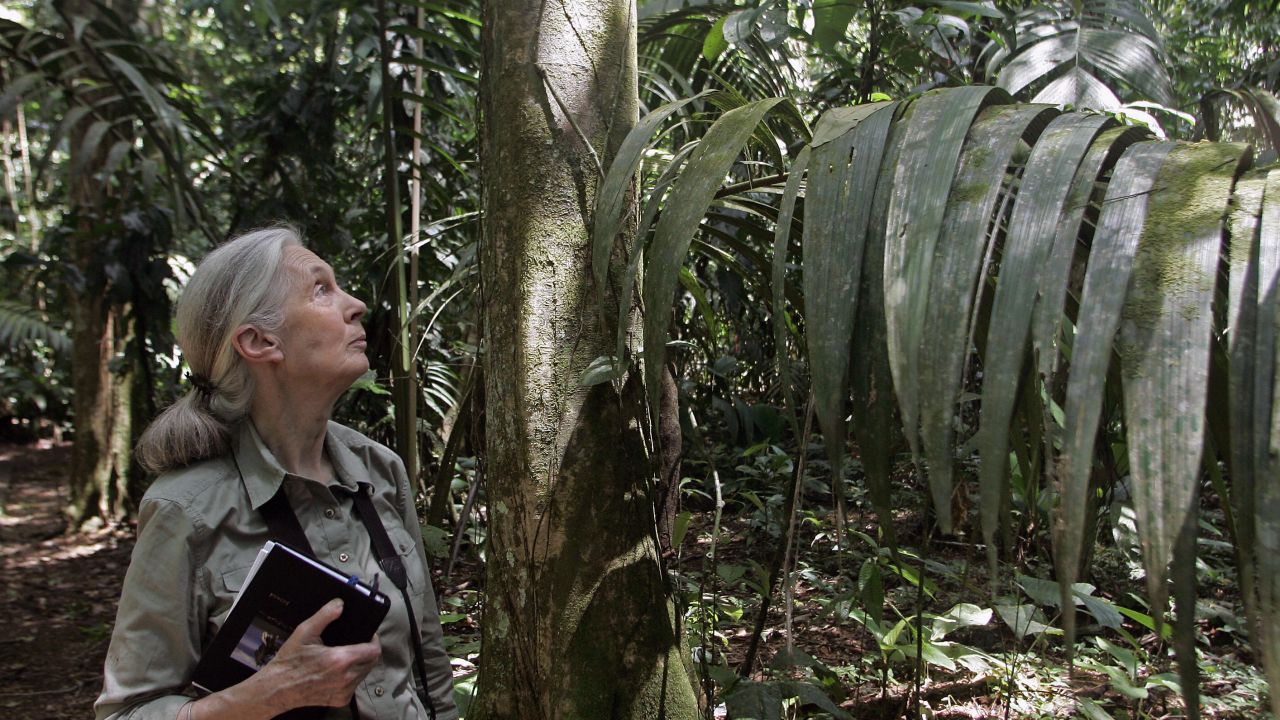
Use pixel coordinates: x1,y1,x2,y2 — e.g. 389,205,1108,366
187,372,218,398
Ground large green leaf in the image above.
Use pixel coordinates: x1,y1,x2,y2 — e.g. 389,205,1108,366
0,300,70,354
812,0,856,51
398,53,479,84
1246,90,1280,158
594,92,711,314
975,112,1110,586
1225,170,1267,638
882,85,1004,534
1033,122,1147,650
46,105,94,171
724,680,783,720
397,0,482,25
917,102,1056,539
804,101,896,497
1032,125,1150,386
850,101,913,550
1033,66,1120,109
1055,140,1174,628
1117,142,1249,719
71,119,114,178
643,97,785,419
103,51,186,138
0,71,43,119
771,146,808,434
1259,167,1280,720
1202,89,1278,161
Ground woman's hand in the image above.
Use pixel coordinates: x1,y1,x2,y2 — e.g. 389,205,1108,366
255,598,382,710
183,599,382,720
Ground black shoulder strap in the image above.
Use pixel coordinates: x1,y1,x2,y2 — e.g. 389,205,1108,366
238,469,349,720
244,464,439,720
260,484,317,559
346,484,406,590
344,483,437,720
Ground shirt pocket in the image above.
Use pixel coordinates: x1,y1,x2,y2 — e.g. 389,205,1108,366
387,527,430,601
207,565,251,637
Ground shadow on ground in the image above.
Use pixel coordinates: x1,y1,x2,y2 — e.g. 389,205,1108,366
0,443,132,720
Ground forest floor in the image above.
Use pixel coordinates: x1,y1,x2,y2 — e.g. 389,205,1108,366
0,441,1270,719
0,441,132,720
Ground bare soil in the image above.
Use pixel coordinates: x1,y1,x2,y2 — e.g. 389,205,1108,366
0,442,133,720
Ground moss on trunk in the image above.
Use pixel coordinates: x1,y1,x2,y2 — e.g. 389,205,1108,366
472,0,699,717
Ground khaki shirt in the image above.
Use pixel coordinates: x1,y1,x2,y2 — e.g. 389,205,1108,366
95,421,458,719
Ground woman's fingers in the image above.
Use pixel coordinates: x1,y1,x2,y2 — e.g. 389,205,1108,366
257,603,383,709
286,598,345,646
328,635,380,671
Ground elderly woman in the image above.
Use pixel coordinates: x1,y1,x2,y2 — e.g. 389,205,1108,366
95,227,457,720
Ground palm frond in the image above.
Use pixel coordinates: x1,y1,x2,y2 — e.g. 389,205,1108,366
882,85,1005,534
1201,87,1280,164
0,300,70,354
984,0,1174,109
642,97,788,419
803,102,897,527
625,84,1280,715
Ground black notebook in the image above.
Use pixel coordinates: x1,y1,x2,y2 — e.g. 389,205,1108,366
191,541,391,695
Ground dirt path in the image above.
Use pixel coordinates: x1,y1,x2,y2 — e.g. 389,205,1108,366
0,443,133,720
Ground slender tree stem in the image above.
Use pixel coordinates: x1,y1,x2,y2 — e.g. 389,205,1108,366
409,0,426,494
739,393,815,676
913,483,932,719
375,0,419,492
15,104,38,249
783,396,816,657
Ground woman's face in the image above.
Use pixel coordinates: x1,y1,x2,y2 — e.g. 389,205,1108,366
274,245,369,390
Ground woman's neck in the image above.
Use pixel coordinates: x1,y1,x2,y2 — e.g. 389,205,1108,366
249,396,335,483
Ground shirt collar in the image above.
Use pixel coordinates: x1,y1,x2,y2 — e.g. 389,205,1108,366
323,423,365,493
233,420,361,509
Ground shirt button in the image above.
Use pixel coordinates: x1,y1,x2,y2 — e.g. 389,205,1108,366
374,686,385,697
324,508,336,519
338,552,350,563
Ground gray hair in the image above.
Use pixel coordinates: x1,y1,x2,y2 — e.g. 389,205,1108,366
136,225,302,474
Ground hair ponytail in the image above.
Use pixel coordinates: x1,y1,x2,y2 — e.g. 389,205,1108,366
136,391,230,474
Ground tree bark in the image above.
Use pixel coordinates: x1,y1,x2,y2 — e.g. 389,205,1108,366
62,0,139,528
471,1,699,718
656,365,682,557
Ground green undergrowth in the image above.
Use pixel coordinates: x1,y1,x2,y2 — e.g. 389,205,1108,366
426,434,1271,720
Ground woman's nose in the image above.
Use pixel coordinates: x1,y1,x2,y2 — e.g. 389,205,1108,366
345,291,367,322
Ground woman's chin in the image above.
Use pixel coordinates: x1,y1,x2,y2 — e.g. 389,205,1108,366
341,359,371,388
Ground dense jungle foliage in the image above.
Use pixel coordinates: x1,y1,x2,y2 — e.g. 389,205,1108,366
2,0,1279,717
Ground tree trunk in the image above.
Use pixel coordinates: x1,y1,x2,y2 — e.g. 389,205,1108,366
66,268,134,527
63,0,139,528
471,1,700,718
656,365,682,556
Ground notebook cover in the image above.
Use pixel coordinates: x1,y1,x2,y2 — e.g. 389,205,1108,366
190,542,391,695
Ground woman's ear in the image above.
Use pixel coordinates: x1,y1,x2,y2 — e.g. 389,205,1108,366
232,324,284,365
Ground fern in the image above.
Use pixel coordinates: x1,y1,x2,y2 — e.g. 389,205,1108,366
0,300,70,354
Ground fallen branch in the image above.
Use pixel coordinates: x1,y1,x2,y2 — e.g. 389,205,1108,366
841,676,993,719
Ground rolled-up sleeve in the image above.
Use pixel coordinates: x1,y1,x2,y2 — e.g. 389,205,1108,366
95,498,203,720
